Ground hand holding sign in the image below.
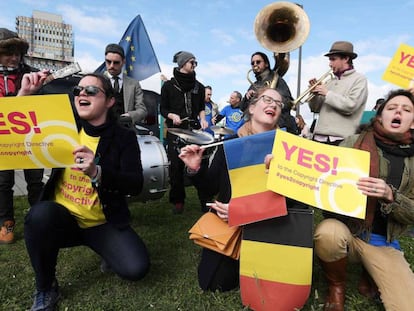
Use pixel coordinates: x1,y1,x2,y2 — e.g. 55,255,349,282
267,131,370,219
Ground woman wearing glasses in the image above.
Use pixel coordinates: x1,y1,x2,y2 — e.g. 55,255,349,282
179,87,304,292
23,73,150,311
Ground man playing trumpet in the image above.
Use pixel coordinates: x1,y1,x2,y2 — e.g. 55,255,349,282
308,41,368,145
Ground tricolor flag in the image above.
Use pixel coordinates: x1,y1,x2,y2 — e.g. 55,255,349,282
96,15,161,81
224,130,287,227
240,208,314,310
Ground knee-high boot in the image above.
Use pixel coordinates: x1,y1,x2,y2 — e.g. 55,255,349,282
320,257,347,311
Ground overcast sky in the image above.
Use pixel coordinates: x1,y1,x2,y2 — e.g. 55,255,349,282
3,0,413,123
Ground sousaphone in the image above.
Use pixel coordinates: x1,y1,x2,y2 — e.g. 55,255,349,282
248,2,310,86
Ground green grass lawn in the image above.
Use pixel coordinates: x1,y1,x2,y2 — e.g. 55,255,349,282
1,187,413,310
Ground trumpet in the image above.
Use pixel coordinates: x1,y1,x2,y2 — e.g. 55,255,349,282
291,69,334,108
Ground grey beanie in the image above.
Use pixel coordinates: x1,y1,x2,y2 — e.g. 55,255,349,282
105,43,125,59
173,51,195,68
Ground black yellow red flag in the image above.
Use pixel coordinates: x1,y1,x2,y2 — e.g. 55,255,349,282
240,208,313,310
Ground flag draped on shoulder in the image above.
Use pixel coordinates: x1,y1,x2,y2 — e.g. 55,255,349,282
96,15,160,81
224,130,287,227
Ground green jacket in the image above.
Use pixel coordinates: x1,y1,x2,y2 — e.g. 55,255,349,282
341,134,414,242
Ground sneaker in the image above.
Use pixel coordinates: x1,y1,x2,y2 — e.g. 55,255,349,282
31,279,60,311
0,220,15,244
172,202,184,214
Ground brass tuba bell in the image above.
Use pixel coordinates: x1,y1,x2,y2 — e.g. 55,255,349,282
248,2,310,89
254,1,310,54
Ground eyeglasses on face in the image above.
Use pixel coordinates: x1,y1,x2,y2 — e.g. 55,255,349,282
251,60,263,66
259,95,284,109
189,60,198,67
73,85,105,97
105,59,121,65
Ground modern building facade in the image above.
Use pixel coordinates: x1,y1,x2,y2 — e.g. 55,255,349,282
16,10,74,71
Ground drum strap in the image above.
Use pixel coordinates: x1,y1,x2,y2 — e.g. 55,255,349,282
184,91,192,118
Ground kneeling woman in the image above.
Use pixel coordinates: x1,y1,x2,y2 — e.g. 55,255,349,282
314,89,414,311
24,73,150,310
179,87,305,291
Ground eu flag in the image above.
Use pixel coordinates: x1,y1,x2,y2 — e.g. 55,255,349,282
96,15,160,81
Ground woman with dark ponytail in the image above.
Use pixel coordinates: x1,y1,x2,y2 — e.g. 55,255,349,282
314,89,414,311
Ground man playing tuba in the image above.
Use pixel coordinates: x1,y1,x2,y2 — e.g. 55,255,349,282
240,2,311,135
240,51,298,134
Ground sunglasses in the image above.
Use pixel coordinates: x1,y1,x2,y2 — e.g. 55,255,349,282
105,59,121,65
189,60,198,67
251,60,262,66
73,85,105,97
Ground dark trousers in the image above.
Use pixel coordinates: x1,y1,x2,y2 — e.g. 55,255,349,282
0,169,44,223
198,248,239,292
24,201,150,291
196,187,213,212
166,132,186,204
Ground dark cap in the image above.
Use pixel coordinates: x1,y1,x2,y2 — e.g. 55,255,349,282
324,41,357,59
173,51,195,68
0,28,29,55
105,43,125,59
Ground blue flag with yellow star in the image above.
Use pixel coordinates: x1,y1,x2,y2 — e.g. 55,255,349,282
96,15,160,81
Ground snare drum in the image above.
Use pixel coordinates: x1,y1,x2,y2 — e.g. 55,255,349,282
134,135,169,202
167,128,215,155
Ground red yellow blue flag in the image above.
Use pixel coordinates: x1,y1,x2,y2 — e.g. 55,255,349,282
224,130,287,227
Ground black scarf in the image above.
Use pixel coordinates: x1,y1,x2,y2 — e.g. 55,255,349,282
375,139,414,157
173,67,196,92
80,119,114,137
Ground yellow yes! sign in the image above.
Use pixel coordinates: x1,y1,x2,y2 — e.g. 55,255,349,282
0,94,79,169
382,43,414,88
267,131,370,219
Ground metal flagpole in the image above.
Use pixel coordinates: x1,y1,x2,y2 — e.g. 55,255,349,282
295,3,303,116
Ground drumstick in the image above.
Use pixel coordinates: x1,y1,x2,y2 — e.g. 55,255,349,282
199,141,224,149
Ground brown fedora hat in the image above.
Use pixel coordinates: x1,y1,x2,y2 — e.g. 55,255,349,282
324,41,357,59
